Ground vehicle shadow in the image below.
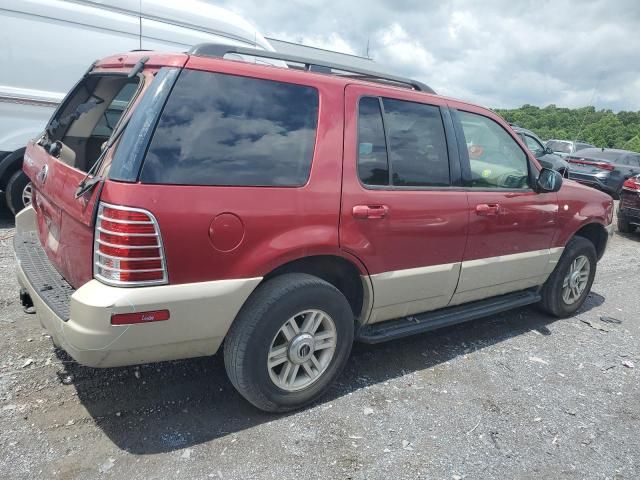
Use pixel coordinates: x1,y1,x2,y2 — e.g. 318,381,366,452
56,290,605,455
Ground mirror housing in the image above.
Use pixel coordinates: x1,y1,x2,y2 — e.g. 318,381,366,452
537,168,563,193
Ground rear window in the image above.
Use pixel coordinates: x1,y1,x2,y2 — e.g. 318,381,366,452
578,149,625,162
357,96,450,188
140,69,319,186
547,140,571,153
575,142,593,151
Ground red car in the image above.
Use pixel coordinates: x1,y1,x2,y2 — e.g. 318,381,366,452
617,175,640,233
15,46,614,412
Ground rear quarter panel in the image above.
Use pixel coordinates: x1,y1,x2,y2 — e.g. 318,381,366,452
100,68,349,284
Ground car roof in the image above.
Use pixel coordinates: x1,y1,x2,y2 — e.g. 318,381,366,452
94,50,511,127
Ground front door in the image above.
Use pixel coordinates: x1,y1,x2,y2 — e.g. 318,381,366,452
340,84,468,324
449,107,560,305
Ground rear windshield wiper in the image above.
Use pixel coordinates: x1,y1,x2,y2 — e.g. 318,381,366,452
75,72,147,198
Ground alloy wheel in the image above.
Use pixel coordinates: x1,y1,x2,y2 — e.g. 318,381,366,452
561,255,590,305
267,309,337,392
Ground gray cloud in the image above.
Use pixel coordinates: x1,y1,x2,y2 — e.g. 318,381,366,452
216,0,640,110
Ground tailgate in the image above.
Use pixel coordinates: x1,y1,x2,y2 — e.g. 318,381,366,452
22,55,183,288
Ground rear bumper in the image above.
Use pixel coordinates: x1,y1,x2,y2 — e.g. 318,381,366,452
618,205,640,225
14,206,261,368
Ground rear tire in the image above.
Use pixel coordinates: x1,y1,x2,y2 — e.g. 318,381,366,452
5,169,32,215
224,273,354,412
539,236,597,318
617,215,633,233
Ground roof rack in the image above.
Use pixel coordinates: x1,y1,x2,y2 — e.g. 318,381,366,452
188,43,436,94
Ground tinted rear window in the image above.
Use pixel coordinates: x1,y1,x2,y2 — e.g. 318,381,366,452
578,149,625,162
140,69,319,186
357,96,450,187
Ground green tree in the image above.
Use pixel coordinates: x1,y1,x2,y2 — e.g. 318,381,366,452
494,105,640,152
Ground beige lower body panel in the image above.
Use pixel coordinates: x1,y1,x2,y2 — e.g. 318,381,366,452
15,207,262,368
449,248,563,306
364,247,564,324
18,269,261,367
367,262,461,324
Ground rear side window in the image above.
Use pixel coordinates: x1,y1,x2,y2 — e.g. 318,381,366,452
357,97,389,186
140,69,319,186
357,96,450,187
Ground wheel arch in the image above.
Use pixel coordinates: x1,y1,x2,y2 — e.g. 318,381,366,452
261,254,373,324
572,222,609,261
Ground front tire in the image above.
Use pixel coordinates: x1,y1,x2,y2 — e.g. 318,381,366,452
6,169,32,215
224,273,354,412
539,236,597,318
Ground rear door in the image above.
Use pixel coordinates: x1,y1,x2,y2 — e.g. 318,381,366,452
340,84,468,324
22,60,163,288
449,107,559,305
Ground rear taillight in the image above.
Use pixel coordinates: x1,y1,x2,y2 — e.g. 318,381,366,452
622,177,640,193
94,202,167,286
567,157,614,171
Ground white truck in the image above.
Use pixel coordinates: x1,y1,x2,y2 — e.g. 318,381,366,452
0,0,277,213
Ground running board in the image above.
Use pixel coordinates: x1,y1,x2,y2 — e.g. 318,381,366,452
356,289,541,344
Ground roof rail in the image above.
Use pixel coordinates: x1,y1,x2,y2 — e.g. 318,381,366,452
188,43,436,94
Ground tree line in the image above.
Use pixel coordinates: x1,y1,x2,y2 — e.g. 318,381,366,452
494,104,640,153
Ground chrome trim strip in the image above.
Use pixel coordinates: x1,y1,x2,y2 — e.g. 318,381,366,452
95,262,164,273
98,214,154,225
97,226,157,237
96,239,160,249
0,93,60,108
96,251,163,262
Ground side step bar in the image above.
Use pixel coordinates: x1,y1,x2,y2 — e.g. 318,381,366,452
356,289,541,344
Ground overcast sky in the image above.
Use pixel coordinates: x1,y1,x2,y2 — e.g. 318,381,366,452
217,0,640,111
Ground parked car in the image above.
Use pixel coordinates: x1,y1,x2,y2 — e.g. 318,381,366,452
511,126,570,176
0,0,278,215
15,45,614,412
546,139,595,157
617,175,640,233
566,148,640,198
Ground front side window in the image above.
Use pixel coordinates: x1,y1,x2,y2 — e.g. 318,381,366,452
140,69,319,186
458,111,530,189
524,134,545,157
357,96,450,187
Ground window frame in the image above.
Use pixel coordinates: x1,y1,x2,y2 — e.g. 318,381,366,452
451,108,538,192
355,94,461,191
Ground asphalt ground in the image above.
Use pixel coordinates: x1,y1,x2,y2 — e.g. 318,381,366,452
1,202,638,479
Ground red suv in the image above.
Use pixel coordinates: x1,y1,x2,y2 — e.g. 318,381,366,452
15,45,614,412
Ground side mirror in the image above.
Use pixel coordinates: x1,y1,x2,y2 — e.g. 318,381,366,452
545,146,554,155
537,168,563,193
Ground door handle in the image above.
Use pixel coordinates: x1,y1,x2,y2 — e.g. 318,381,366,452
475,203,501,216
352,204,389,219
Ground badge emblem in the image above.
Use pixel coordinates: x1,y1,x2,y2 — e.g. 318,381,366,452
37,164,49,185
